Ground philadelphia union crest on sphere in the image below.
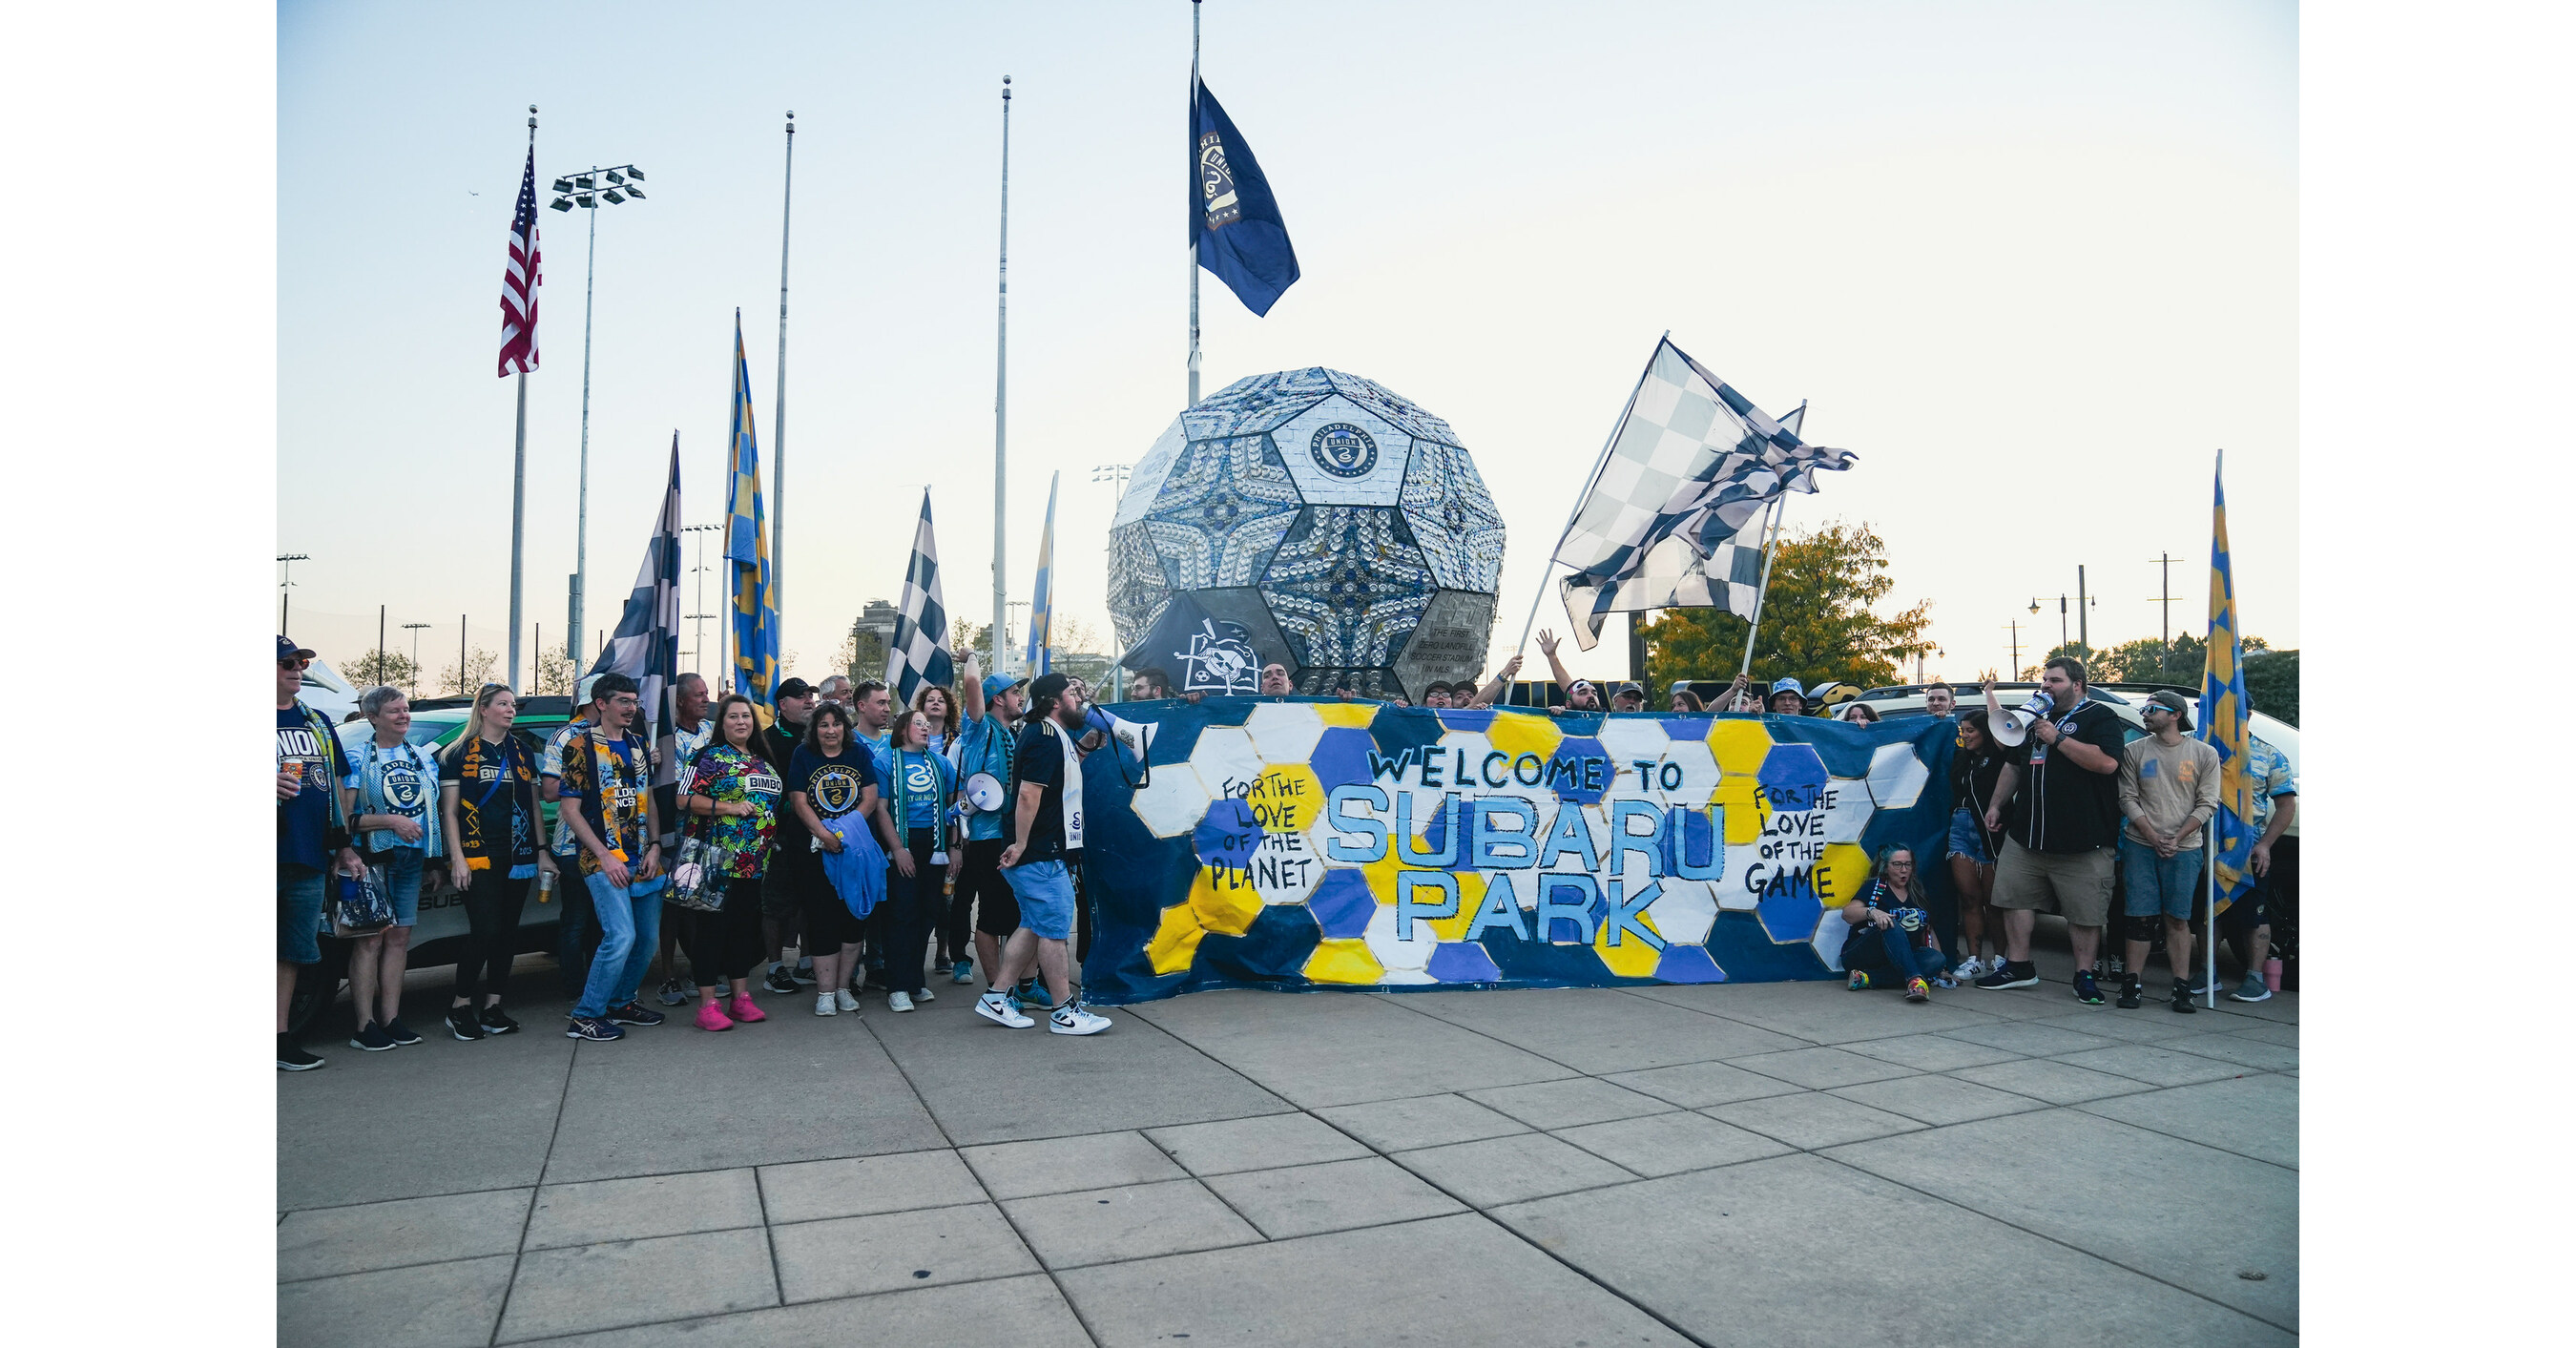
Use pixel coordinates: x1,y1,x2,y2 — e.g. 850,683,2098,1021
1309,424,1377,479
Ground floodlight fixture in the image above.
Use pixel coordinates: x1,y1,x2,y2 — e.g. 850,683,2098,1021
551,177,573,194
574,174,595,190
549,197,574,212
576,194,597,208
622,185,645,200
601,188,625,204
605,169,625,184
625,167,645,181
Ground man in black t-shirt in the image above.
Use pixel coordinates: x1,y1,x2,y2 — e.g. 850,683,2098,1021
1974,655,2129,1002
973,673,1112,1036
758,677,820,994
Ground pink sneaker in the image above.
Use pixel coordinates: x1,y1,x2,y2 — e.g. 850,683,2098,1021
728,993,766,1024
695,1001,735,1032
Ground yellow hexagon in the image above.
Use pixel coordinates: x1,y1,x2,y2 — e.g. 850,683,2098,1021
1189,863,1265,937
1315,702,1380,730
1358,852,1479,940
1428,871,1486,941
1246,762,1325,837
1706,719,1776,775
1147,903,1208,975
1815,841,1874,907
1593,908,1664,978
1485,710,1564,763
1303,937,1386,985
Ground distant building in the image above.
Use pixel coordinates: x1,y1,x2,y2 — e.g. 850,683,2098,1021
849,599,898,683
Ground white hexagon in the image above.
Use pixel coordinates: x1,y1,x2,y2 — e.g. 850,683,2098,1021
1243,702,1326,763
1244,827,1326,906
1657,739,1721,810
1363,897,1443,979
1865,742,1931,810
1642,877,1717,945
1594,717,1672,774
1130,761,1215,839
1819,777,1878,844
1812,912,1855,970
1186,726,1268,802
1715,840,1766,911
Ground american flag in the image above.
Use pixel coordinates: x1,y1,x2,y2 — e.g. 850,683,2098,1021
498,147,541,376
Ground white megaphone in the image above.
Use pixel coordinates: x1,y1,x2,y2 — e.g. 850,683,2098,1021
1989,692,2058,747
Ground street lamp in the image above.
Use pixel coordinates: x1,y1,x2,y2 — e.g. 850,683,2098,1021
401,622,432,697
549,162,649,671
682,523,722,676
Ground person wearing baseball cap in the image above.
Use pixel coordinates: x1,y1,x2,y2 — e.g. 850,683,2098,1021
1610,682,1645,713
975,671,1111,1036
754,676,821,994
953,653,1030,987
279,635,364,1070
2112,689,2220,1012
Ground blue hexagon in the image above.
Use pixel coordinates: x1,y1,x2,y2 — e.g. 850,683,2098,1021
1548,736,1611,804
1311,726,1376,791
1310,868,1376,940
1654,944,1727,984
1758,741,1831,813
1426,942,1503,983
1193,798,1261,873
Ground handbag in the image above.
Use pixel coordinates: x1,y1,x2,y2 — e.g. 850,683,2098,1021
333,865,394,935
663,833,732,913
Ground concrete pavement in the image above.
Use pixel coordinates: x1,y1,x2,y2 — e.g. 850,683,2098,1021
278,944,2296,1346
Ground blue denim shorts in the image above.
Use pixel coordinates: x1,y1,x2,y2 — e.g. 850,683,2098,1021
1946,808,1993,865
2119,836,2205,920
1004,858,1077,940
279,864,327,964
380,848,425,927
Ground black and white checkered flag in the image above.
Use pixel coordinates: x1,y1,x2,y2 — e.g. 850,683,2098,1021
885,490,955,704
1552,339,1854,650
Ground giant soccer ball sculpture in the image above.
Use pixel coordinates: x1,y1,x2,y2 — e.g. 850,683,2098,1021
1108,368,1506,700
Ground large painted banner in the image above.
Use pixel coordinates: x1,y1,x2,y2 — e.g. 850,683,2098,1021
1076,699,1957,1004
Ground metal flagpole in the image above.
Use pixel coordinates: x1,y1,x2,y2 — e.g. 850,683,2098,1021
509,107,535,688
1188,0,1202,408
1513,332,1667,658
993,76,1013,674
772,112,796,623
1736,497,1787,678
2204,830,2217,1007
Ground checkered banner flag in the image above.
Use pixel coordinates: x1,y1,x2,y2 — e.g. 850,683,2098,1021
587,435,684,789
1552,338,1855,650
885,489,955,705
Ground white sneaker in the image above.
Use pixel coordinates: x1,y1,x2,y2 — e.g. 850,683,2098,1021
912,986,934,1003
1049,1004,1111,1036
814,993,838,1017
974,990,1034,1028
888,990,915,1013
834,988,860,1013
1949,957,1984,982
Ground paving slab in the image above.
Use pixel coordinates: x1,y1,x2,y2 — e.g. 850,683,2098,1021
1949,1056,2159,1105
278,1027,571,1210
2212,1017,2299,1047
496,1227,778,1342
524,1168,761,1250
1397,985,1804,1068
1551,1110,1793,1177
1464,1076,1674,1129
277,1254,514,1348
1205,1155,1467,1238
1624,980,2007,1040
1128,988,1577,1108
1837,1031,2025,1072
1311,1092,1532,1151
1826,1073,2049,1127
1824,1109,2299,1329
2077,1073,2300,1169
2163,1032,2300,1072
1388,1131,1636,1207
768,1202,1037,1302
541,1015,945,1183
868,993,1293,1144
758,1148,987,1224
1056,1212,1693,1347
2026,1008,2212,1044
1491,1153,2294,1346
961,1130,1186,1200
1147,1110,1372,1176
1727,1046,1919,1089
277,1187,532,1282
1602,1059,1811,1109
1703,1091,1927,1149
2053,1043,2253,1088
1940,1019,2125,1057
515,1274,1091,1347
1002,1176,1262,1269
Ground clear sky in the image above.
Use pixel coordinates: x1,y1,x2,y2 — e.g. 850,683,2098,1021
277,0,2296,689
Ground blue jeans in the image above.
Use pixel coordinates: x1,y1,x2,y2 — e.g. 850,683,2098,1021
2119,836,2205,920
1844,923,1946,984
279,864,326,964
575,871,663,1018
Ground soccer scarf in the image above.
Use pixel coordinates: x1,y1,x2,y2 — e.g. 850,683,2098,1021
449,734,535,873
355,738,442,857
1045,716,1085,851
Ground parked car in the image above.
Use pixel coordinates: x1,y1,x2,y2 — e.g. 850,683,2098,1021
289,695,579,1036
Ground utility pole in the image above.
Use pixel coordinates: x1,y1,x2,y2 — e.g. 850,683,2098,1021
378,605,386,682
2006,620,2023,677
402,622,432,697
2077,564,2088,651
459,615,467,696
277,553,309,632
2147,551,2181,681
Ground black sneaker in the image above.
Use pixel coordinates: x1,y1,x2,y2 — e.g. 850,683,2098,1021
655,977,693,1007
278,1033,325,1071
565,1015,624,1042
764,966,801,996
790,961,817,985
608,1002,666,1027
447,1007,487,1041
2115,978,2143,1010
1974,962,2039,990
2170,980,2199,1014
2072,971,2105,1005
383,1017,424,1047
349,1021,397,1052
479,1006,521,1035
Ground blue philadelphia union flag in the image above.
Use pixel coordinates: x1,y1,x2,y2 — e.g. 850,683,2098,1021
1192,78,1298,316
2198,450,2257,909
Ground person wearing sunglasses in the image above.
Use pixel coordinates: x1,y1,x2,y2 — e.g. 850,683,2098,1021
277,637,364,1071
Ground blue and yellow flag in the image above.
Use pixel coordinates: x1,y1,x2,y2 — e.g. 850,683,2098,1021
724,313,780,705
1026,471,1057,674
2198,451,2256,909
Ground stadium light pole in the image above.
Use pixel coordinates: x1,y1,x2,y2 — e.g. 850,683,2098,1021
682,523,721,676
547,162,649,671
401,622,432,697
1091,465,1132,698
277,553,309,632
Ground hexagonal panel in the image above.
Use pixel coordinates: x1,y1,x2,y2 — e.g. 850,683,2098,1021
1388,588,1500,702
1263,506,1435,672
1811,911,1855,970
1131,761,1215,839
1184,368,1337,442
1658,739,1720,810
1819,778,1877,844
1400,438,1506,592
1594,717,1673,775
1140,433,1303,590
1644,877,1718,945
1272,393,1411,508
1185,725,1267,802
1243,702,1326,763
1865,741,1932,810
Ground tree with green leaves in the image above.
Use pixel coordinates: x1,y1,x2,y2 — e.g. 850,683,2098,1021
1640,521,1932,693
342,650,420,695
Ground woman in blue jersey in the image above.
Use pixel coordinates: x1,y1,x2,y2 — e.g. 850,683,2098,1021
882,708,959,1011
1839,845,1947,1004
